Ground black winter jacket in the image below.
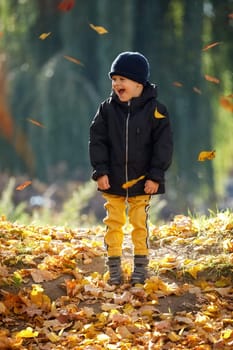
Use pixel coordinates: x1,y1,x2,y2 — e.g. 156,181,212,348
89,83,173,197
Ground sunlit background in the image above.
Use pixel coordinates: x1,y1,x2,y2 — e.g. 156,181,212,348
0,0,232,225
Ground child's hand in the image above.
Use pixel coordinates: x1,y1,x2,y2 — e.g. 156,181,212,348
144,180,159,194
97,175,110,190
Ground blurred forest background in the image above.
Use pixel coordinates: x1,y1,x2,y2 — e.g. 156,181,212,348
0,0,232,224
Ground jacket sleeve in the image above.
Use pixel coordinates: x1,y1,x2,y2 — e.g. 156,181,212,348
147,102,173,183
89,103,110,181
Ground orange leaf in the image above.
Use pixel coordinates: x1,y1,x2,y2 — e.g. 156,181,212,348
89,23,108,35
16,181,32,191
228,13,233,19
122,175,145,189
39,32,52,40
58,0,75,12
202,41,221,51
193,86,202,94
27,118,45,128
198,150,216,161
204,74,220,84
0,32,3,38
172,81,183,87
64,55,84,66
220,97,233,112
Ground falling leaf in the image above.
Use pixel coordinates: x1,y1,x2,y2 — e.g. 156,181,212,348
172,81,183,87
39,32,51,40
198,150,216,161
0,32,3,38
58,0,75,12
27,118,45,128
193,86,202,94
64,55,84,66
89,23,108,35
219,96,233,112
16,180,32,191
154,107,166,119
228,13,233,19
204,74,220,84
122,175,145,189
202,42,221,51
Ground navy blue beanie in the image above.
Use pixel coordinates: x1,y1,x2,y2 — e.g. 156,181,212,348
109,51,150,85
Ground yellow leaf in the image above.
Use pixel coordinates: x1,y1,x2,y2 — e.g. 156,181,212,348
168,331,181,342
222,328,233,339
0,302,6,314
89,23,108,34
122,175,145,189
39,32,51,40
47,332,60,343
186,264,205,279
16,327,38,339
154,107,166,119
198,150,216,161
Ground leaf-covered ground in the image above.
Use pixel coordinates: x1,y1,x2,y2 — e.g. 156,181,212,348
0,212,232,350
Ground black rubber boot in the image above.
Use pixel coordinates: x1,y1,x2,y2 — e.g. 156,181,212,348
131,255,148,285
106,256,123,285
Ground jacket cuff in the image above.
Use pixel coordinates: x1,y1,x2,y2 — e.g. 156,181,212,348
147,169,164,183
92,169,109,181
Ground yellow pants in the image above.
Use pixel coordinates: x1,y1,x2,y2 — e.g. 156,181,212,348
102,193,151,257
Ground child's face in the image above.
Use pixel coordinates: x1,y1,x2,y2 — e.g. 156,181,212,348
111,75,144,102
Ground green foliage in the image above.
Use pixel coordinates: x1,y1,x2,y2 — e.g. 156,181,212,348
0,177,30,222
53,180,97,227
31,180,97,227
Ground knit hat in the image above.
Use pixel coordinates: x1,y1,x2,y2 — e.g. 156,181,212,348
109,51,150,85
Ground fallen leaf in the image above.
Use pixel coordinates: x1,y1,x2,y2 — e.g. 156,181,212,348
154,107,166,119
39,32,52,40
16,180,32,191
89,23,108,35
204,74,220,84
30,269,56,283
202,42,221,51
122,175,145,189
198,150,216,161
58,0,75,12
27,118,45,128
64,55,84,66
16,327,38,339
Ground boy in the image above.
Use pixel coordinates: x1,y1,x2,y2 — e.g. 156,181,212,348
89,51,173,285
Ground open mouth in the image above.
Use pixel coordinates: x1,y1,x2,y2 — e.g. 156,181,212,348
118,88,125,96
